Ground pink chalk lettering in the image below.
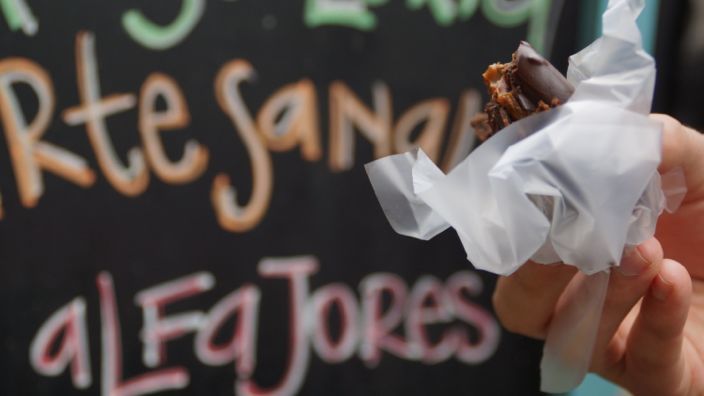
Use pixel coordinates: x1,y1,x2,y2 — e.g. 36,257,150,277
309,283,359,363
236,256,318,396
406,276,459,363
29,297,92,388
134,271,214,367
195,284,261,378
446,271,500,364
359,273,416,365
98,272,189,396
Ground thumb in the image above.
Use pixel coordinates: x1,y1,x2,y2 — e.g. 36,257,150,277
622,258,692,394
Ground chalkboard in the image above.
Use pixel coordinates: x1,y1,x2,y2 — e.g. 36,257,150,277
0,1,562,395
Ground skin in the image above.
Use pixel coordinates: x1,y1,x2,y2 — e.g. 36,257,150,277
492,114,704,396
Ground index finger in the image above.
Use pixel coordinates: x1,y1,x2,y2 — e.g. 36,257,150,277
492,261,576,339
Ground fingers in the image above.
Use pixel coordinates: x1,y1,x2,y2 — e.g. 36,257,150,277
492,261,576,339
651,114,704,199
621,258,692,395
590,238,664,374
654,113,695,174
494,241,694,394
652,114,704,276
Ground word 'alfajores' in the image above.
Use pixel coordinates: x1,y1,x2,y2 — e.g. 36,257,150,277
30,256,499,396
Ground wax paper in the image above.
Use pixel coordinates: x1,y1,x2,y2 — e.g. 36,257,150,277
365,0,684,392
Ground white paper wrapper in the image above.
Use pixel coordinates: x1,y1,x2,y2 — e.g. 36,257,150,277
365,0,685,392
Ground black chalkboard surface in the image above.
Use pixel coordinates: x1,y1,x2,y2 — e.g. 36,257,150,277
0,1,560,395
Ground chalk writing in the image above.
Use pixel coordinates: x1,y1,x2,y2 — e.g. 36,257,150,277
194,284,260,376
98,273,190,396
256,79,322,161
212,60,274,233
0,0,37,35
305,0,378,31
140,73,210,184
481,0,550,54
63,32,147,196
1,0,551,54
122,0,205,50
29,298,91,389
328,81,392,171
0,31,482,233
0,58,95,209
30,257,500,395
3,2,549,395
407,0,480,26
134,272,215,368
309,284,359,363
305,0,552,53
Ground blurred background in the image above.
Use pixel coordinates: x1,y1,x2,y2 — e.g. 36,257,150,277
0,0,699,395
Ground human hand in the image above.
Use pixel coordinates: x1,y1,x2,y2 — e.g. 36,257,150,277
492,115,704,395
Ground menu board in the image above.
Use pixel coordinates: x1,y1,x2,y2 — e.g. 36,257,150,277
0,1,561,394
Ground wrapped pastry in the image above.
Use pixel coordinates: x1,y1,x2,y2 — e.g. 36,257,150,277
365,0,686,392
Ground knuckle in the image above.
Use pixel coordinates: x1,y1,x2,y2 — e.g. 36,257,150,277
651,113,683,134
595,331,626,374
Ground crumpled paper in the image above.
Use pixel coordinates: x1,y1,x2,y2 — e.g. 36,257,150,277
365,0,686,392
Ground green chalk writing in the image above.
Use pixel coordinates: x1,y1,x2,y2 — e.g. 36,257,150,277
406,0,456,26
3,0,551,56
458,0,480,20
305,0,377,31
122,0,205,50
481,0,550,52
305,0,552,53
407,0,480,26
1,0,37,35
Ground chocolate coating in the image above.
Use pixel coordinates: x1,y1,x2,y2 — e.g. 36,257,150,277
471,41,574,141
514,41,574,106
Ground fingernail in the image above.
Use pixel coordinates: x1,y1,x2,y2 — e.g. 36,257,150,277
651,273,673,301
617,244,651,277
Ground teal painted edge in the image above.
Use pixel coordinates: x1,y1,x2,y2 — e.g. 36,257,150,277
637,0,660,54
578,0,659,55
572,374,622,396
